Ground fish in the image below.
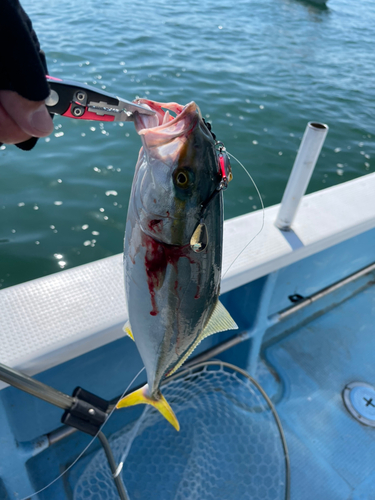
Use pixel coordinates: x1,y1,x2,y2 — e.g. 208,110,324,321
116,99,238,430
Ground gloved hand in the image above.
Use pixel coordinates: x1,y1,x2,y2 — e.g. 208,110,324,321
0,90,54,146
0,0,54,150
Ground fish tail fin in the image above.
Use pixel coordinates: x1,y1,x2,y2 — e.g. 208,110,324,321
116,384,180,431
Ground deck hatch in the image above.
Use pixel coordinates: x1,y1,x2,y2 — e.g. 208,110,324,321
343,382,375,427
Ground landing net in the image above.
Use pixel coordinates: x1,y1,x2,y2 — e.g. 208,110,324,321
74,362,288,500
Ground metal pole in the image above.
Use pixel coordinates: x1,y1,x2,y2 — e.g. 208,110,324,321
0,363,128,500
0,362,73,410
97,431,129,500
275,121,329,231
277,260,375,320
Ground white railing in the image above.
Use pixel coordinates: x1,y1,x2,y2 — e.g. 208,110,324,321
275,122,329,231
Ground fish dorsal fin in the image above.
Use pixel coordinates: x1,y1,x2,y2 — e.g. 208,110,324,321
167,300,238,376
123,320,134,341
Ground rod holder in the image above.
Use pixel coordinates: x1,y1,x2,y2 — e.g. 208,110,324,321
0,362,128,500
275,122,329,231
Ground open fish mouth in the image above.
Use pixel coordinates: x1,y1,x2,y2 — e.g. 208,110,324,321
132,98,219,243
133,99,200,143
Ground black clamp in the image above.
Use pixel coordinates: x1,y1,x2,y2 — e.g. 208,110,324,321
61,387,110,436
288,294,305,303
202,117,216,141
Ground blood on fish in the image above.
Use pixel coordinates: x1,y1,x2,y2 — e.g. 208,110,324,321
144,235,166,316
148,219,163,231
143,232,196,316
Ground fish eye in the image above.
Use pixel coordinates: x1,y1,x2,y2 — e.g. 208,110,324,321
173,168,191,189
177,172,188,186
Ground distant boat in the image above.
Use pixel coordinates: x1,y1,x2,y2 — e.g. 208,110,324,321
306,0,329,5
298,0,329,6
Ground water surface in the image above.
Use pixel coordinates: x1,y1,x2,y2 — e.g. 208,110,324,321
0,0,374,288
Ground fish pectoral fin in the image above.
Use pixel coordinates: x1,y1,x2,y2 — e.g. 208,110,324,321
116,384,180,431
200,299,238,338
167,300,238,377
123,320,135,341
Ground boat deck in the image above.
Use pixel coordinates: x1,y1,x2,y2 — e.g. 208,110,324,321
1,174,375,499
263,278,375,499
66,272,375,500
0,273,374,500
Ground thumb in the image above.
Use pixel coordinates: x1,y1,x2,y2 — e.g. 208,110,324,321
0,90,54,137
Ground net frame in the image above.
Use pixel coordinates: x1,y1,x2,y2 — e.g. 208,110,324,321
74,361,290,500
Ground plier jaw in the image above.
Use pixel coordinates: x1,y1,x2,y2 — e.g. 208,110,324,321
45,76,156,122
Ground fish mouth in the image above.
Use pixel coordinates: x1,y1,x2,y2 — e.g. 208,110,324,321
133,99,215,244
133,99,200,144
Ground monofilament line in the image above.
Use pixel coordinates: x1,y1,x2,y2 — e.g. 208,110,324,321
20,366,145,500
222,151,265,278
119,405,150,466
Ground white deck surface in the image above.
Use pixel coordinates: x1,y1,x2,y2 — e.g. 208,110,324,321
1,172,375,385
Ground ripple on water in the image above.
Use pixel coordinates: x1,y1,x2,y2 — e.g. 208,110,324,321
0,0,373,288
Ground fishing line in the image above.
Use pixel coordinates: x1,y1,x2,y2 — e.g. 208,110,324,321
222,151,265,278
20,366,145,500
118,406,150,466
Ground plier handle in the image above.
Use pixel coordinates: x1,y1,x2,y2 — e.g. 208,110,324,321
45,75,155,122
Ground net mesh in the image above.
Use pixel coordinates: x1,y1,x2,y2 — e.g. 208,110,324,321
74,363,286,500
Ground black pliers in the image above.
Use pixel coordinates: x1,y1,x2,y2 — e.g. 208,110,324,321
45,76,155,122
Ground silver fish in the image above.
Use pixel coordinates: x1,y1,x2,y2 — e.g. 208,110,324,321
117,99,237,430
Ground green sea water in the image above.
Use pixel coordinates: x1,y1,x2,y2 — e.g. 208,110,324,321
0,0,374,289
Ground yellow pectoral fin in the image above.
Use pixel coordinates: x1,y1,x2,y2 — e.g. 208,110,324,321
116,385,180,431
167,299,238,377
123,320,134,341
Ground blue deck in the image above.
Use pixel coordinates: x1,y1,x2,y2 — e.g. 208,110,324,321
265,282,375,499
1,227,375,499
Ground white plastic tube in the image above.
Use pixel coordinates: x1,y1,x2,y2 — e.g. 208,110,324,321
275,122,329,231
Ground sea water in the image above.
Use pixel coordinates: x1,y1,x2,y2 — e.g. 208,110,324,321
0,0,374,288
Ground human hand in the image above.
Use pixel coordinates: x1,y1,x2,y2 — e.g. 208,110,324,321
0,90,54,145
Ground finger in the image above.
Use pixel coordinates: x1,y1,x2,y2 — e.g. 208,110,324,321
0,101,31,144
0,90,54,138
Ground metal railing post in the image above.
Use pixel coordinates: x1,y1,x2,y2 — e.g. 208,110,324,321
0,362,73,409
275,122,329,231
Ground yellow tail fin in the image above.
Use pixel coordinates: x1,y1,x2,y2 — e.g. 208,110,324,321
116,385,180,431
